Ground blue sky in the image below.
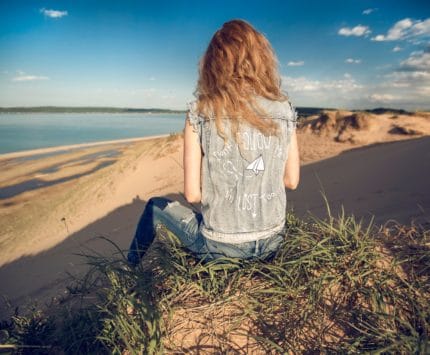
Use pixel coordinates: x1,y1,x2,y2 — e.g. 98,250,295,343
0,0,429,110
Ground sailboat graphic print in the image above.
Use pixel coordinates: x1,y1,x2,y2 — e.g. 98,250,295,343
246,155,265,175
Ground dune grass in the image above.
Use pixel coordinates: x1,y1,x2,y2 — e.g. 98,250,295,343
0,197,429,354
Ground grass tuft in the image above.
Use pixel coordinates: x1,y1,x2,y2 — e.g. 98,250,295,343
1,196,429,353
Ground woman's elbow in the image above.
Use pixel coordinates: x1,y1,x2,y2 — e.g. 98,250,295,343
284,178,299,190
185,191,201,203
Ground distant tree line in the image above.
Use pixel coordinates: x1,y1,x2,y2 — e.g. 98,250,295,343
0,106,186,114
0,106,414,116
0,106,329,116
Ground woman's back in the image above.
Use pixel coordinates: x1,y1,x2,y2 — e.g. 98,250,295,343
187,96,298,243
128,19,300,265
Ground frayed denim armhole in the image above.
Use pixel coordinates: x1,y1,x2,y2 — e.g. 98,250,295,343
286,100,299,133
186,100,203,141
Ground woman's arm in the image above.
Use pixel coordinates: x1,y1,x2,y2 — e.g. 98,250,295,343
183,114,202,203
283,130,300,190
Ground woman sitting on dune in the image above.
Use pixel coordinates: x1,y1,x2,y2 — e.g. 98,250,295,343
127,19,300,265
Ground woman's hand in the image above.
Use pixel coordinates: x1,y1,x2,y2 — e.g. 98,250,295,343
183,114,202,203
283,130,300,190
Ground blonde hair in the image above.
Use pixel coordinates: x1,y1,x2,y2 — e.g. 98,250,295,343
194,19,288,142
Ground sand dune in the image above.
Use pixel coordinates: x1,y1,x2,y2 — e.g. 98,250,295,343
302,110,430,147
0,111,429,316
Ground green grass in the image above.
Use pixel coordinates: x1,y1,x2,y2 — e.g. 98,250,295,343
1,197,429,354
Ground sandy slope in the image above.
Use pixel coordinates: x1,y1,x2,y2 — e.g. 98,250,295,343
0,111,429,316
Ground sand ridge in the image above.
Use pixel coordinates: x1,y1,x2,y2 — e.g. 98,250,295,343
0,110,429,315
0,134,183,267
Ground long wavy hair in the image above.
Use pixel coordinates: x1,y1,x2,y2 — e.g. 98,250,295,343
194,19,288,142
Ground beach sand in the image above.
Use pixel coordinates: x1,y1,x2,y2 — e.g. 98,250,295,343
0,111,429,317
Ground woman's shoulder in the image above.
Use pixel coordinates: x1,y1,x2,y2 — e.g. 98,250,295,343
186,99,198,117
186,96,298,126
186,99,204,129
186,99,218,134
254,95,298,122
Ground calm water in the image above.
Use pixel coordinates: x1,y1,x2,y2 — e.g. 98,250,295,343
0,112,185,154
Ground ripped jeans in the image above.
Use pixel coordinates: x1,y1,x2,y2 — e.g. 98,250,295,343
127,197,285,265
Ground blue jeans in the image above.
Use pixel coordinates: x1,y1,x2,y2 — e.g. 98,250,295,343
127,197,285,265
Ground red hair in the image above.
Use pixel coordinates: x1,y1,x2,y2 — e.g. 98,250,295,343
194,19,288,141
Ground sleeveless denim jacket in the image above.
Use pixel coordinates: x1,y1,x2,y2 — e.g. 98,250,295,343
186,96,298,244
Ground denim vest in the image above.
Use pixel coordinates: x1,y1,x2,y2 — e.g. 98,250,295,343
186,96,298,243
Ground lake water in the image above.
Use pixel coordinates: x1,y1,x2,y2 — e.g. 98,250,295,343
0,112,185,154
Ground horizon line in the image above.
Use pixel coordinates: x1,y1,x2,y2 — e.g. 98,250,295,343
0,105,428,113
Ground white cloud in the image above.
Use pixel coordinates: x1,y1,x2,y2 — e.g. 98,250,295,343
338,25,371,37
280,74,368,108
148,76,156,81
372,35,384,41
40,8,68,18
399,51,430,71
287,61,304,67
12,75,50,82
281,50,430,109
362,8,377,15
282,74,362,93
393,46,403,52
368,93,398,102
412,18,430,37
371,17,430,41
12,71,49,82
386,70,430,84
376,50,430,104
282,76,320,92
345,58,362,64
387,71,428,94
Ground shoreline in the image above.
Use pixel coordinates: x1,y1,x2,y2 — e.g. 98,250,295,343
0,109,429,318
0,134,171,160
